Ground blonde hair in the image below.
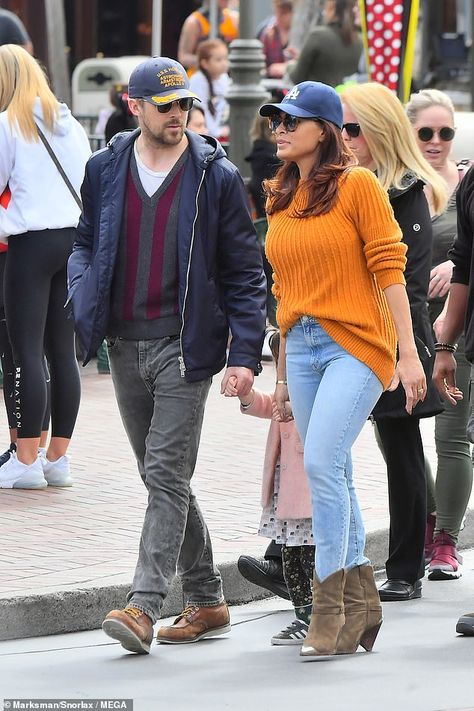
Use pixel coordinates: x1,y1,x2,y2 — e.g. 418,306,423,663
0,44,59,141
342,82,447,214
406,88,455,126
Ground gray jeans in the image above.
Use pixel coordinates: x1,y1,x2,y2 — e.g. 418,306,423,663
107,335,223,622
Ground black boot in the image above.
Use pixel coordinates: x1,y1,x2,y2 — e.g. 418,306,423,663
237,555,290,600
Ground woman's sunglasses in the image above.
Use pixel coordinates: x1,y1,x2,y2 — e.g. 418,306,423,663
143,97,194,113
417,126,455,142
342,123,361,138
268,114,302,132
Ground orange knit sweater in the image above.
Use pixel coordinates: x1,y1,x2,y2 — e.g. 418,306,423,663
265,167,407,389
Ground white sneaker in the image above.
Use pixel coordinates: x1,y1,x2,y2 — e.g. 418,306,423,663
42,455,73,487
0,452,47,489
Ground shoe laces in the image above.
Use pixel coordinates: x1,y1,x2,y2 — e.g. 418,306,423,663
123,606,143,619
177,605,199,622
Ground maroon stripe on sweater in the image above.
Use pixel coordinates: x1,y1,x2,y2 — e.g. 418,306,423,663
146,168,183,320
123,172,142,321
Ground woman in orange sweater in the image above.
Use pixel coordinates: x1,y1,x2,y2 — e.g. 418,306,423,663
259,81,426,659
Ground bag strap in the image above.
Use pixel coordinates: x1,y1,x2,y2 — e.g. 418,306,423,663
35,124,83,210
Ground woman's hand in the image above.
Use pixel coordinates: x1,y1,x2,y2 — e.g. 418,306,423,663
387,352,426,415
274,383,292,421
272,395,293,422
428,260,454,299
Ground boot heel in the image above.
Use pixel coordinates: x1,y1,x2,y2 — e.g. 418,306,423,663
359,620,382,652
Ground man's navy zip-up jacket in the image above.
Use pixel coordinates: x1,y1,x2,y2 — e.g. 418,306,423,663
68,128,267,381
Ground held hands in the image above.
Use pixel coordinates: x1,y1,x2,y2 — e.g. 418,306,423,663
273,382,293,422
387,352,427,415
221,367,254,398
272,395,293,422
433,351,464,406
428,260,454,299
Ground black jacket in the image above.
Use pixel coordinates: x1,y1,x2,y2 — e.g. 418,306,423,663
68,129,267,381
245,139,280,218
451,165,474,361
372,174,444,419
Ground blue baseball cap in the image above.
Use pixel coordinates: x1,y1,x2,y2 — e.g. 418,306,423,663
129,56,201,106
260,81,343,129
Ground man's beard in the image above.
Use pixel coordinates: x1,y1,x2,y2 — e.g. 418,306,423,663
140,116,185,147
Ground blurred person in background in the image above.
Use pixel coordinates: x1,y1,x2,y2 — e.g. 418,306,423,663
186,104,208,134
189,38,230,140
0,7,32,53
288,0,361,88
260,0,298,79
406,88,473,582
178,0,238,75
104,83,137,144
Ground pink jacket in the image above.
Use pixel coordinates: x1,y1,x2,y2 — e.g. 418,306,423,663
241,389,312,520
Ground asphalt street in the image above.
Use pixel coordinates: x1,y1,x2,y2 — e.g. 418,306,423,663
2,552,474,711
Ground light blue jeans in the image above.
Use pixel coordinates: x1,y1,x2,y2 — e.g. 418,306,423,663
286,318,383,581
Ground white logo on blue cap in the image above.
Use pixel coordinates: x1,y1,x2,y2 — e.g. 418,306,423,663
286,87,300,101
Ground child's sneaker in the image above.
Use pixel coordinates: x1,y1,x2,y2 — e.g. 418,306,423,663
42,455,73,487
0,452,47,489
271,619,309,645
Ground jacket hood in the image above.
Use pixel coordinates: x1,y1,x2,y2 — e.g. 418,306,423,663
388,171,423,200
107,127,226,168
33,97,76,137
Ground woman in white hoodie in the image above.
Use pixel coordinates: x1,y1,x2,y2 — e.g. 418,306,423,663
0,44,91,490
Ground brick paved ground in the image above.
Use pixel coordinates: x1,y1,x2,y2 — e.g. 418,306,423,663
0,359,451,599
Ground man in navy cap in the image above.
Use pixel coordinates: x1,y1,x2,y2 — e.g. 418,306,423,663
68,56,266,655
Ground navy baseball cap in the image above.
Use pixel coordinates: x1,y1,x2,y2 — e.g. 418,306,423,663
260,81,343,129
129,56,201,106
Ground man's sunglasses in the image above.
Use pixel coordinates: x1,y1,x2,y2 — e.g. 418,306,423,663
268,115,319,133
417,126,455,142
342,123,361,138
143,97,194,113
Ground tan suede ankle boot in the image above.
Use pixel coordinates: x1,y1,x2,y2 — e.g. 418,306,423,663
300,568,346,659
336,565,383,655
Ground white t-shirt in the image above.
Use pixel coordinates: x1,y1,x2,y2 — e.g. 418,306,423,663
133,142,168,196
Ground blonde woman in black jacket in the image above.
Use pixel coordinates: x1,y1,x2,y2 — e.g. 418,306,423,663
342,82,447,601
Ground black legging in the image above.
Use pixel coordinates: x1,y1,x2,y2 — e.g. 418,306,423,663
375,417,426,583
4,229,80,439
0,252,51,433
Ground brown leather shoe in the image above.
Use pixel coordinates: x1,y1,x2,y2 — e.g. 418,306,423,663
102,606,153,654
157,603,231,644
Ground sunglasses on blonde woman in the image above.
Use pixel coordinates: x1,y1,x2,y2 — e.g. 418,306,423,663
342,123,361,138
417,126,455,142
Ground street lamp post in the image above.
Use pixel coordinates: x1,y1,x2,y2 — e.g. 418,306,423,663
226,0,269,178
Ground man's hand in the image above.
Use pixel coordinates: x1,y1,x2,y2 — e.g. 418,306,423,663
221,367,254,398
428,260,454,299
433,351,464,406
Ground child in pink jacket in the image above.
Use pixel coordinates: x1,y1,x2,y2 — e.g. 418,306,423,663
237,330,315,645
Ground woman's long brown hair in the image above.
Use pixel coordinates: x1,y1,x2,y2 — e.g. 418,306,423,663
264,120,356,218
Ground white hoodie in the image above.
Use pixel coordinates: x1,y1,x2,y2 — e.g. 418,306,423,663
0,97,91,242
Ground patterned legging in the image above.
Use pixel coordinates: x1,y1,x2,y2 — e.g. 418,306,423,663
282,544,315,609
